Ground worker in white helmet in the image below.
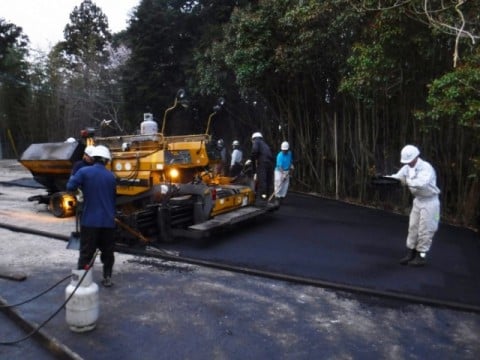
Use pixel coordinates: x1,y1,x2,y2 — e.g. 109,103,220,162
71,145,96,224
229,140,243,177
71,145,96,175
215,139,228,176
245,132,274,204
388,145,441,266
67,145,117,287
273,141,294,204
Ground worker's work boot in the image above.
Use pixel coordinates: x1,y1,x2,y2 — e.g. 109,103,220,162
102,268,113,287
399,249,416,265
102,277,113,287
408,251,427,267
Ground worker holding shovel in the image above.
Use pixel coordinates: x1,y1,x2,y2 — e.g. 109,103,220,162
67,145,117,287
273,141,294,205
245,132,275,205
387,145,441,267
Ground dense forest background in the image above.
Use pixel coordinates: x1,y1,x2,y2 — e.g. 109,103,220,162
1,0,479,228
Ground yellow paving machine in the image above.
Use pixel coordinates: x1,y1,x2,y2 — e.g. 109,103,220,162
19,90,278,244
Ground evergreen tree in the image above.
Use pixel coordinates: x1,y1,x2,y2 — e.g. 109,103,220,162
122,0,194,128
121,0,244,134
50,0,117,136
0,18,30,157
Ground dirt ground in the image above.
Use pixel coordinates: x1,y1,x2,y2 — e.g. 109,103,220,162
1,159,479,359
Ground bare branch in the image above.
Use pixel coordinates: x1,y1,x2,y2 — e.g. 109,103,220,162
350,0,479,67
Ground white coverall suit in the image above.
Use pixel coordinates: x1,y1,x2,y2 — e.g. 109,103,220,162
391,158,441,253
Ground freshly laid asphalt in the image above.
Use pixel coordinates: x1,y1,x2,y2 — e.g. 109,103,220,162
160,192,480,312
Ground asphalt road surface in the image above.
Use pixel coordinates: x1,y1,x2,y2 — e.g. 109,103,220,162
160,192,480,312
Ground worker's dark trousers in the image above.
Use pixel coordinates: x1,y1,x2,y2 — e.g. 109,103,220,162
257,161,274,199
78,226,115,278
230,163,243,177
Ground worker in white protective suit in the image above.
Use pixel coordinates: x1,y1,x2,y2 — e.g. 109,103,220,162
388,145,441,266
274,141,294,204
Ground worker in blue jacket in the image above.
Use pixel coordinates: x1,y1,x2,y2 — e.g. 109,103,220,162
67,145,117,287
71,145,95,175
274,141,294,204
71,145,96,220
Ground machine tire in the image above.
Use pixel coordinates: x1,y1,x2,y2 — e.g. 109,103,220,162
49,192,76,218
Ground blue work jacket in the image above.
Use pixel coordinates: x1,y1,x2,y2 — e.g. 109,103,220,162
67,163,117,228
276,150,293,171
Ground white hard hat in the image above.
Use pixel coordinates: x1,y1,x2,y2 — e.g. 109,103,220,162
281,141,289,151
251,132,263,139
232,140,240,146
217,139,224,147
400,145,420,164
91,145,111,160
84,145,96,157
65,137,76,143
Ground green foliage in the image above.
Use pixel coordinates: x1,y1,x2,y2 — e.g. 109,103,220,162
275,1,356,75
62,0,112,62
222,5,276,89
192,41,231,96
0,18,31,155
0,19,28,70
198,0,363,100
339,9,450,102
122,0,194,119
340,42,394,103
39,0,125,138
419,53,480,129
122,0,243,126
0,19,29,82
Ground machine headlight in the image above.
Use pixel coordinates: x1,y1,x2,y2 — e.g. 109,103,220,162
169,168,179,180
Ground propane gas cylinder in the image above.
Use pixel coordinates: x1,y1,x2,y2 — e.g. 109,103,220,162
140,113,158,135
65,269,99,332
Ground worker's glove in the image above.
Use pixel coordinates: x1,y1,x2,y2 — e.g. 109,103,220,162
405,177,414,187
75,189,84,202
245,159,252,166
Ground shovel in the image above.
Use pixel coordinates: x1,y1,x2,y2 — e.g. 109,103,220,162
268,173,289,202
67,211,81,250
115,218,149,244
